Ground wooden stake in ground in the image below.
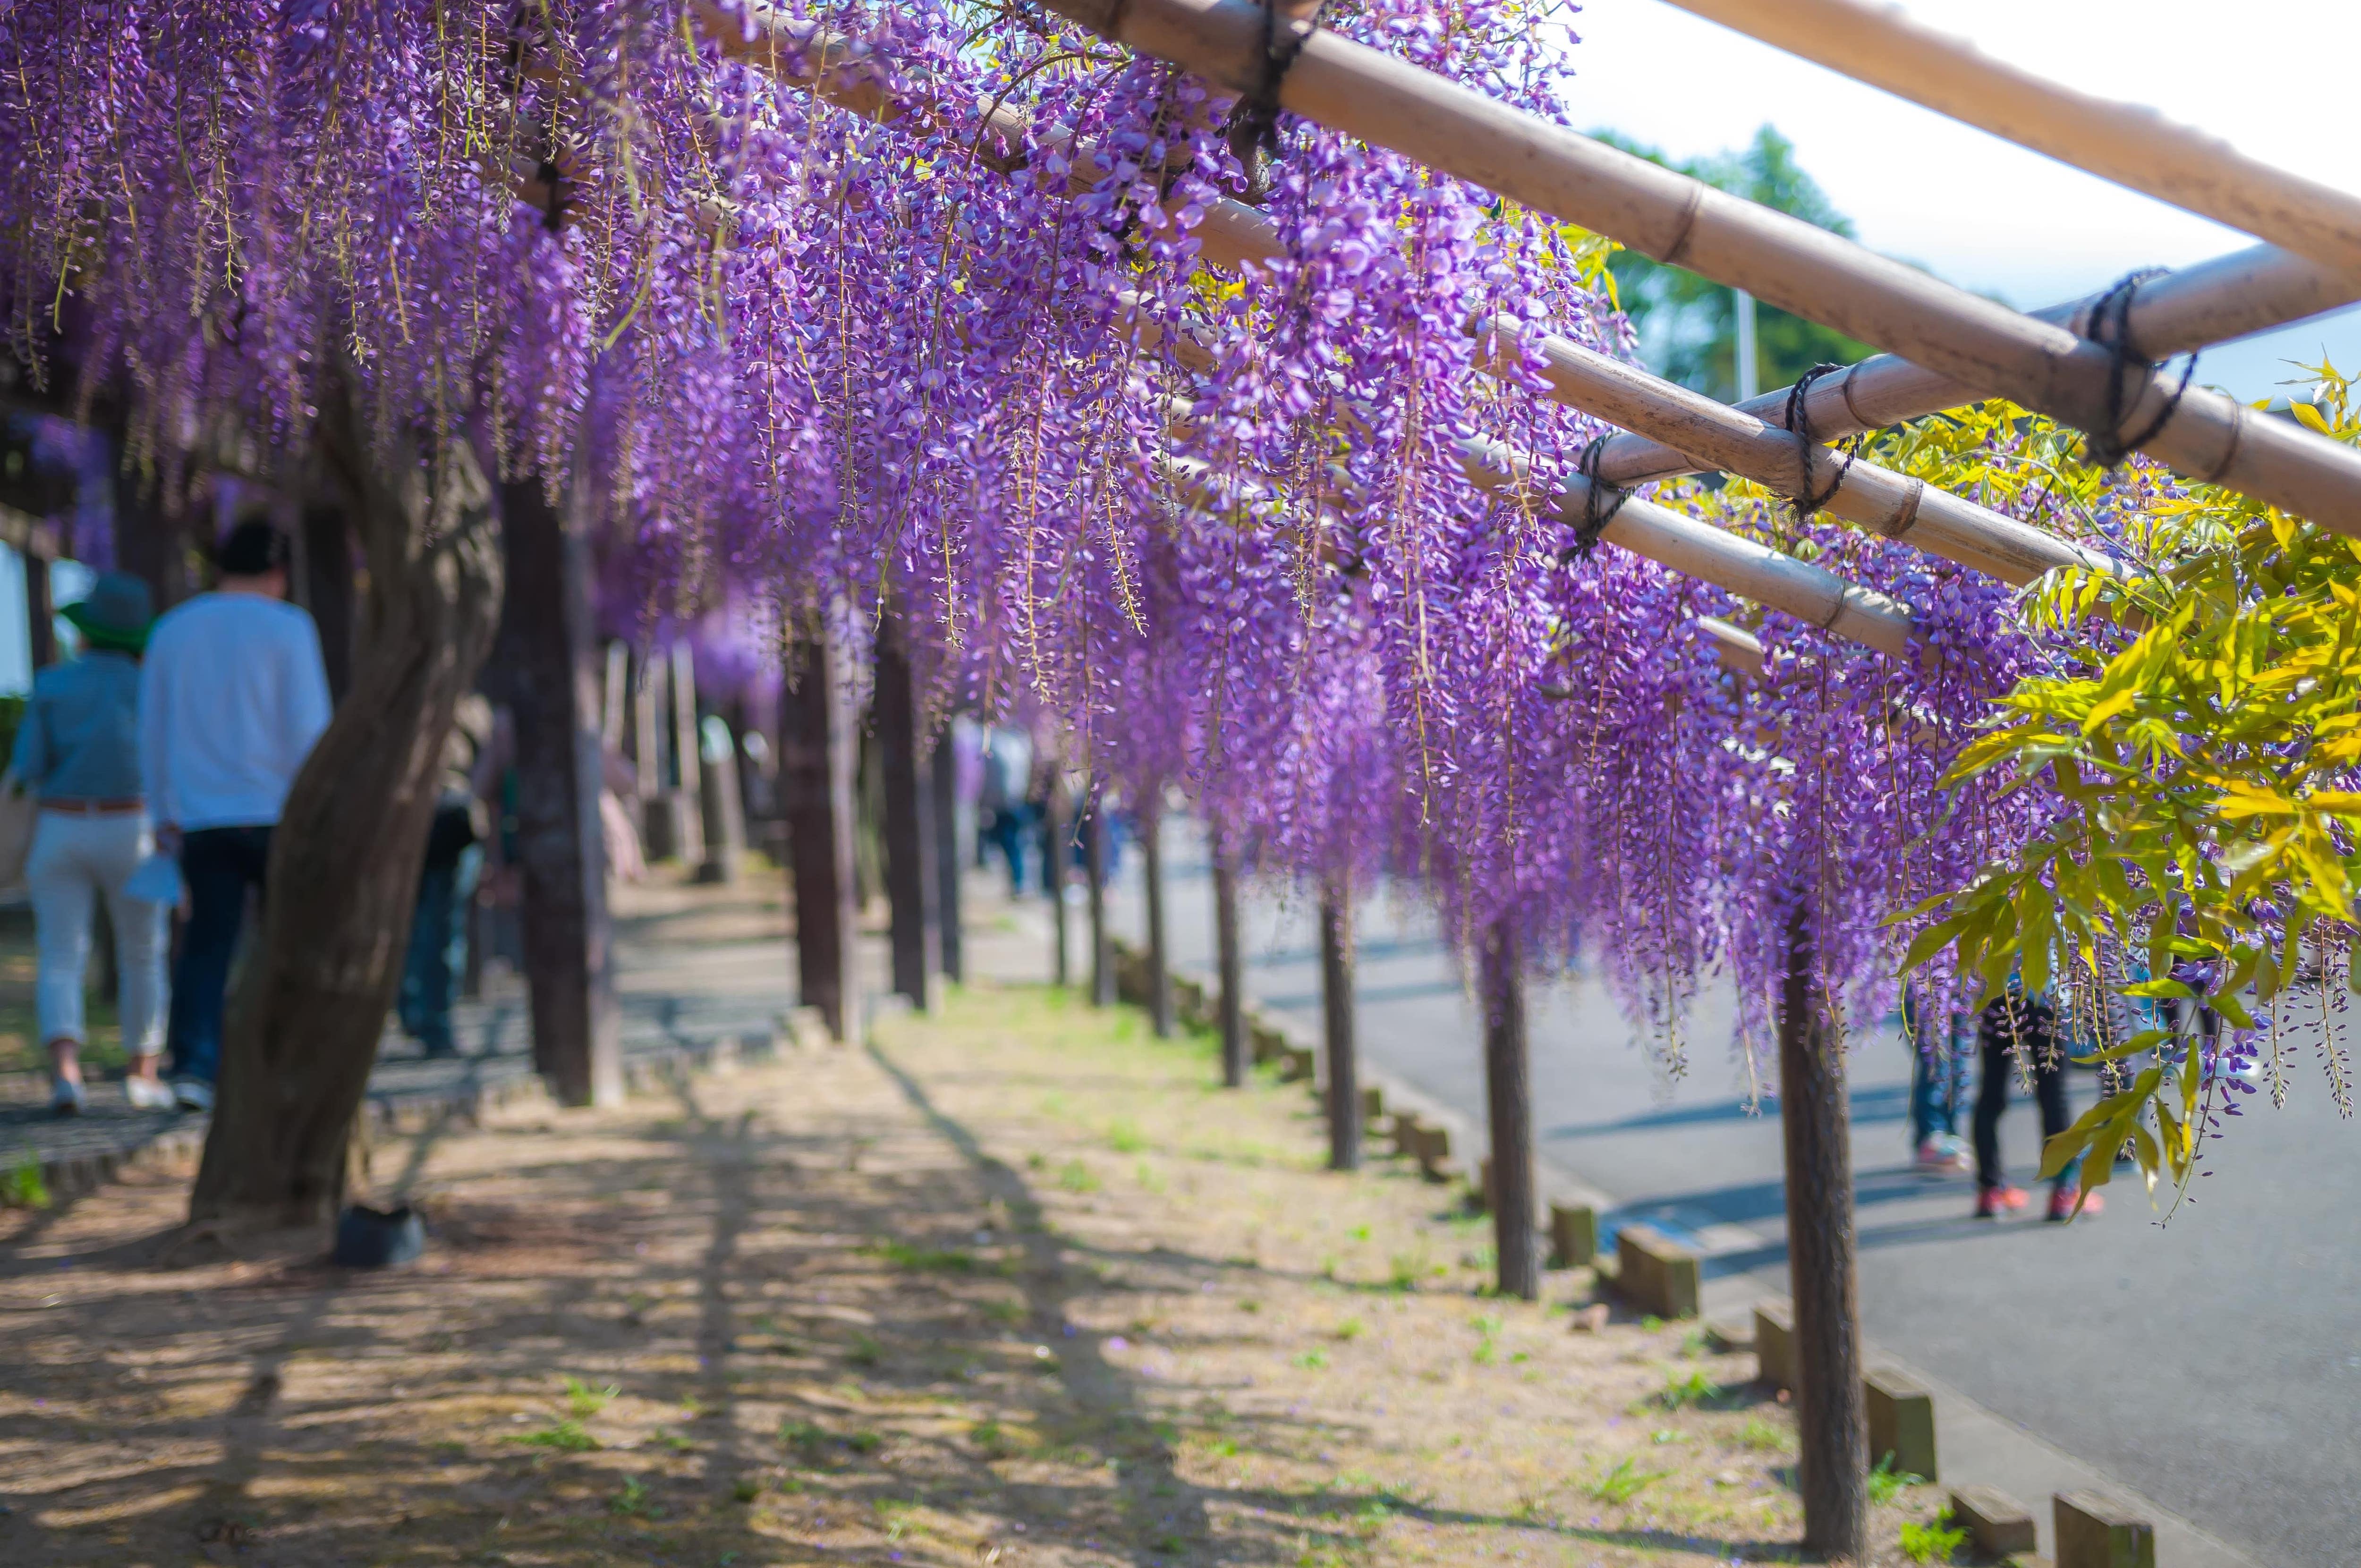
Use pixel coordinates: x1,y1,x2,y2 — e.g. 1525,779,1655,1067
1043,771,1071,988
1321,882,1359,1171
1141,791,1174,1037
1085,791,1116,1008
1213,828,1247,1088
1777,903,1868,1560
780,628,861,1043
502,475,622,1108
930,720,965,984
876,619,940,1012
1478,918,1540,1299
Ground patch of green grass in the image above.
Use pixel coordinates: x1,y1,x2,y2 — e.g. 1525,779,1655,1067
972,1420,1016,1457
982,1298,1025,1326
1291,1349,1331,1371
1739,1417,1790,1452
1587,1454,1668,1504
1387,1249,1428,1291
1348,1224,1372,1242
507,1419,598,1453
1900,1510,1970,1564
1867,1453,1924,1505
865,1239,979,1272
1134,1160,1165,1192
1057,1159,1101,1194
844,1430,884,1455
1655,1367,1719,1410
1334,1316,1367,1341
848,1333,883,1368
562,1376,617,1418
780,1420,827,1451
0,1157,49,1210
1107,1119,1148,1153
730,1477,762,1503
1471,1313,1504,1365
608,1475,656,1517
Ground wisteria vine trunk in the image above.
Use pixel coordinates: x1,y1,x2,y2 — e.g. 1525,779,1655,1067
187,386,505,1230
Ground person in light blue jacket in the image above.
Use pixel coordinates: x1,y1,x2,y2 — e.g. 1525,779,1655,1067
11,572,173,1114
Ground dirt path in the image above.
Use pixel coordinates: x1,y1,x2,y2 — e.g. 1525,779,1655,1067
0,983,1947,1565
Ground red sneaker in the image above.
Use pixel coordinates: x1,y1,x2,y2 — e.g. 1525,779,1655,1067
1974,1186,2028,1219
2047,1186,2103,1222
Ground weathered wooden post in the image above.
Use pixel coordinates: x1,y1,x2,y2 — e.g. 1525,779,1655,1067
670,641,706,865
1321,881,1359,1170
780,628,861,1043
1778,903,1868,1560
694,714,747,885
1084,788,1115,1007
501,477,623,1107
875,618,939,1011
929,720,964,984
299,504,356,702
1043,769,1071,987
1478,917,1540,1299
19,530,52,669
1140,789,1173,1037
1212,827,1246,1088
601,642,628,748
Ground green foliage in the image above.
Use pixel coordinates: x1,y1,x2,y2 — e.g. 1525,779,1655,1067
1594,126,1873,400
1,1157,50,1210
1867,1453,1924,1505
562,1376,616,1418
1587,1454,1667,1504
1106,1118,1147,1153
1903,364,2361,1205
1900,1509,1971,1563
1057,1158,1101,1194
1738,1417,1789,1452
608,1475,656,1517
508,1419,597,1452
1654,1367,1719,1410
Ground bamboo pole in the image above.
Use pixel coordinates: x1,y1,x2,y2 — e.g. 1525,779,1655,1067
1596,243,2361,486
1662,0,2361,288
1042,0,2361,529
1480,323,2110,585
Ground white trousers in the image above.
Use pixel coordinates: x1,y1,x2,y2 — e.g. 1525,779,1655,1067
26,811,169,1055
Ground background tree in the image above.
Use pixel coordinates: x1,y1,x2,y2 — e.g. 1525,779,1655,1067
1597,126,1874,400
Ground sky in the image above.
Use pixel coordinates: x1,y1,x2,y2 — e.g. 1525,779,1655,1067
1554,0,2361,402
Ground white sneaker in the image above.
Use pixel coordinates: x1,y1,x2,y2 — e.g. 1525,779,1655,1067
172,1079,215,1113
125,1076,176,1111
51,1078,85,1117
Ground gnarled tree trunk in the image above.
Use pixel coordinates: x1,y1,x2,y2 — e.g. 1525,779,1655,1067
187,387,504,1229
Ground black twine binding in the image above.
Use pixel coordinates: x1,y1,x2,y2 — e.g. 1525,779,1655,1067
1783,362,1859,519
2083,266,2197,469
1225,2,1316,194
1557,436,1629,563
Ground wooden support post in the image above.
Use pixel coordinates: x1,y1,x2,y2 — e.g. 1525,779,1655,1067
601,642,628,748
929,720,964,984
694,715,747,885
1043,772,1071,987
501,477,622,1108
1212,829,1246,1088
300,504,356,703
1320,883,1359,1170
1084,790,1115,1007
20,535,51,670
670,641,706,864
875,619,939,1012
1141,792,1172,1037
781,631,861,1043
1478,918,1540,1300
1777,905,1868,1560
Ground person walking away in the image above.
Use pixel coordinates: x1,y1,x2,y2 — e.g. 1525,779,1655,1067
398,695,493,1058
1901,983,1970,1173
1971,987,2101,1221
11,573,174,1113
140,519,332,1111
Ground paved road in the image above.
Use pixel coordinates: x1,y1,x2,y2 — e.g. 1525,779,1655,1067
1077,834,2361,1568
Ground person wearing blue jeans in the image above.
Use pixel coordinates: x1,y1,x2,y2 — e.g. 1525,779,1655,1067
166,824,275,1091
397,811,483,1058
141,519,333,1110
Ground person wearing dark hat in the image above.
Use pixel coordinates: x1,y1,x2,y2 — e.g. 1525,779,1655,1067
10,571,175,1114
139,517,332,1112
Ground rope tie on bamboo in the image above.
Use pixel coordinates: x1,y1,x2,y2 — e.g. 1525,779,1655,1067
1557,437,1629,563
1225,1,1317,183
2085,267,2198,469
1783,363,1860,519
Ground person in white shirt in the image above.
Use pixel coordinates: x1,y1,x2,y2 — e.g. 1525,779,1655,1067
139,518,333,1110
